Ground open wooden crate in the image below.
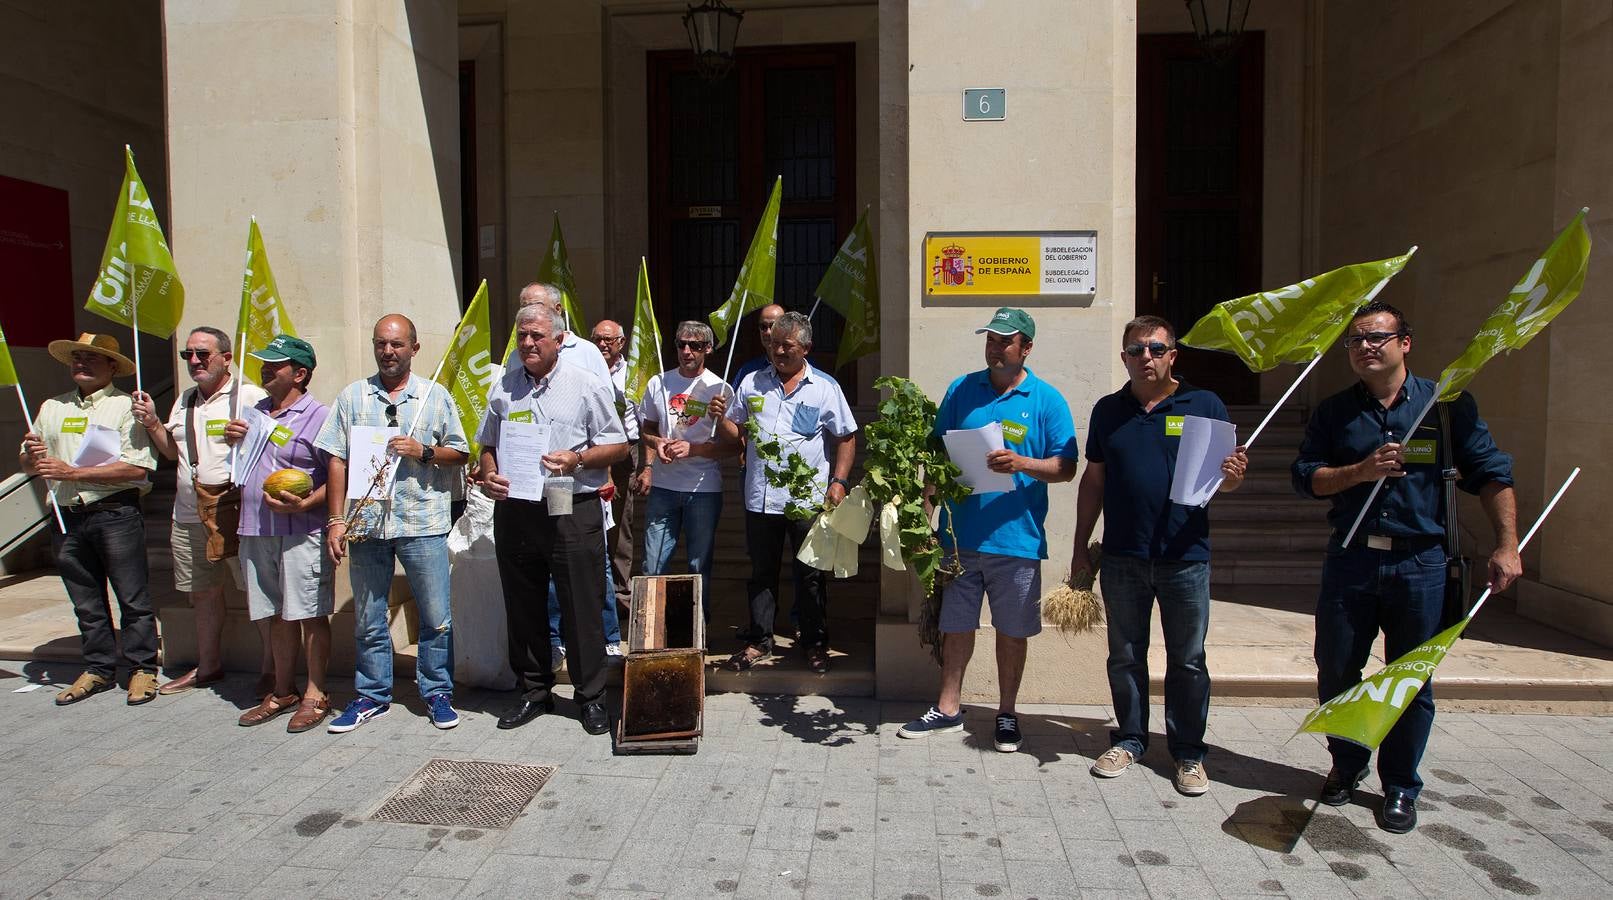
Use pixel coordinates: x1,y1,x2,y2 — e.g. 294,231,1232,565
617,574,705,754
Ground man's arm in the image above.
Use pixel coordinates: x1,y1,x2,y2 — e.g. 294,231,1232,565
1070,461,1105,573
30,459,148,484
985,449,1078,483
823,430,857,507
1479,481,1521,591
131,392,180,461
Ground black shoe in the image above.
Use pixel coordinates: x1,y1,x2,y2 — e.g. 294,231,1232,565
993,713,1022,753
1380,791,1418,834
580,701,610,735
1320,766,1366,807
496,697,555,730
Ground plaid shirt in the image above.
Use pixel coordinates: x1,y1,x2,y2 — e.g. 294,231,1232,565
314,373,468,538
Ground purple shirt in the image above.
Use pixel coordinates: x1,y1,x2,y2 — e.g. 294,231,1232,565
238,393,332,537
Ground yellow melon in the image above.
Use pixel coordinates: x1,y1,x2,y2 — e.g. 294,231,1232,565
263,468,314,499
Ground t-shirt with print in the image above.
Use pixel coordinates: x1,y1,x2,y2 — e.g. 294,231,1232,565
641,368,731,494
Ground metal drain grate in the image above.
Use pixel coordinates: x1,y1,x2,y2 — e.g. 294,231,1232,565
372,758,556,829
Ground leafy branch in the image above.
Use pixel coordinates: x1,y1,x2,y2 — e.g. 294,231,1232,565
744,418,824,521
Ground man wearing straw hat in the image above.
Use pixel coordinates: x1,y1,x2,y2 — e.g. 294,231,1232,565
316,314,469,734
130,326,271,698
896,308,1079,754
19,333,159,705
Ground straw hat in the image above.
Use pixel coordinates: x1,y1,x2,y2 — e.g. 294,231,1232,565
47,333,137,377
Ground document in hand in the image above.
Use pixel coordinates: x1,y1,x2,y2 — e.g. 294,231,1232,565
69,424,122,469
498,420,551,501
942,421,1016,495
230,409,277,483
346,426,401,499
1169,415,1237,508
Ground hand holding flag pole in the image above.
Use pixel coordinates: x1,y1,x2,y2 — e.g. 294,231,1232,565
1,328,68,533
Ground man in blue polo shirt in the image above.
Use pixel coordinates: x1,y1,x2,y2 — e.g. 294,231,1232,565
898,308,1079,753
1292,300,1518,834
1071,315,1247,796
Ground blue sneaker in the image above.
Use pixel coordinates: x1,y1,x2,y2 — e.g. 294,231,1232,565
328,697,389,733
898,706,965,739
428,693,459,730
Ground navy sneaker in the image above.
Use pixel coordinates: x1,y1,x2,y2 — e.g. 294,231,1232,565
428,693,459,730
898,706,965,739
993,713,1022,753
328,697,389,733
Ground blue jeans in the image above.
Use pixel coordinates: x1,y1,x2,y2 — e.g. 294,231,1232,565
349,533,453,704
1315,540,1445,798
642,487,723,619
1100,555,1212,762
545,532,621,649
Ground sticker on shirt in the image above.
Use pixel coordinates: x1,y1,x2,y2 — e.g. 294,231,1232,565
205,419,229,438
1165,415,1185,437
747,395,765,414
268,425,295,447
790,403,821,437
1402,439,1436,465
1000,419,1028,446
507,409,534,424
61,416,88,435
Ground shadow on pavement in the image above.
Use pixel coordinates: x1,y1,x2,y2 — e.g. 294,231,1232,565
750,692,876,747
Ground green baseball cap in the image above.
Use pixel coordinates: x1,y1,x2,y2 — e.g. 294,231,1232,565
975,307,1036,341
250,334,317,369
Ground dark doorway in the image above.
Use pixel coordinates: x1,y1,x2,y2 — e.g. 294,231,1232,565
1137,32,1263,404
647,44,856,394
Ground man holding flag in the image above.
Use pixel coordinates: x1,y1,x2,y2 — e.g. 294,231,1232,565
1292,300,1519,833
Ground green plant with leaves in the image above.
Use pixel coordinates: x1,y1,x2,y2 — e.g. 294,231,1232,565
744,418,824,521
861,376,972,595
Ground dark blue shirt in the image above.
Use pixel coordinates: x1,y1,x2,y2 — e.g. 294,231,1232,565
1290,374,1513,538
1086,382,1229,561
730,356,770,390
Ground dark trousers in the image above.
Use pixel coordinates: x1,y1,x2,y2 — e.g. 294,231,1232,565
52,501,157,678
1100,556,1212,762
494,496,609,705
1315,540,1444,798
743,510,826,653
607,449,637,615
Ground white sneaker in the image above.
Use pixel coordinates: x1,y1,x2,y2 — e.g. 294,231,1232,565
551,645,567,673
605,643,625,664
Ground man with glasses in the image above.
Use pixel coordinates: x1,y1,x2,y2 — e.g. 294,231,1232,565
635,322,739,618
132,327,272,698
316,314,470,733
728,303,786,390
590,318,638,635
1072,315,1247,796
1292,300,1518,834
897,308,1079,754
21,333,158,705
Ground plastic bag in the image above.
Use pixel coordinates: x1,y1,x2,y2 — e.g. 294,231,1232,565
449,487,516,689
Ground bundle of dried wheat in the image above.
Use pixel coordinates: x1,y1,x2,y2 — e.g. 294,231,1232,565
1041,542,1105,634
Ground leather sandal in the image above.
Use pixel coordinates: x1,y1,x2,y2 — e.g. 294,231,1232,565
55,672,112,706
127,671,160,705
723,646,767,672
287,695,333,733
238,692,302,727
806,644,830,674
158,667,225,695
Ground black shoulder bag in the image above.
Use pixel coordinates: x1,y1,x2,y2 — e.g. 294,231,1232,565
1438,402,1473,630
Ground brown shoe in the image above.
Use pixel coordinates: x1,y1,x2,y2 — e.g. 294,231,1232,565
287,695,333,733
157,667,224,695
239,692,301,727
806,644,830,674
55,672,112,706
127,671,160,705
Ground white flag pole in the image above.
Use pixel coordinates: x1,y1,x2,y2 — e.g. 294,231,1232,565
229,220,255,483
1339,386,1442,548
15,384,67,533
1462,467,1579,623
807,295,822,321
718,288,749,385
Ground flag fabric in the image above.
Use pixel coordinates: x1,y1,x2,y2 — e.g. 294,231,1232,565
815,209,881,370
436,281,495,459
1437,208,1592,401
624,258,662,405
1295,618,1468,749
1180,251,1415,371
708,176,782,347
0,322,17,387
235,219,297,384
538,212,586,333
83,147,185,338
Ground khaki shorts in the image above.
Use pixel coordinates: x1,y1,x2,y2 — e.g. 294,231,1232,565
240,533,334,622
170,520,243,593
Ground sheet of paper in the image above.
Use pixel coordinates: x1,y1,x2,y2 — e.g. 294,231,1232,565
942,421,1016,495
345,426,401,500
70,424,121,469
230,409,276,483
1170,415,1238,508
499,419,551,501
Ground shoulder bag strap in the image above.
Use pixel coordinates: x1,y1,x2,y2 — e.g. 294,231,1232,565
184,389,200,483
1437,401,1459,558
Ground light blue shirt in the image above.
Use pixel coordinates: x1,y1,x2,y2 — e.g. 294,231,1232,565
726,362,857,515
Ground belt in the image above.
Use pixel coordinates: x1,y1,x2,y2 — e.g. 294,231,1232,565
511,491,599,504
63,490,141,514
1336,532,1443,552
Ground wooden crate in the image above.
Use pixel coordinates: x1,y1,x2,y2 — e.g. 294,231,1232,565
619,575,705,752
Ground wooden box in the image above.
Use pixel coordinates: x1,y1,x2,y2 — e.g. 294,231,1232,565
618,575,705,753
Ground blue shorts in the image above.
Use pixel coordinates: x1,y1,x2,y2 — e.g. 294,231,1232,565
939,549,1043,638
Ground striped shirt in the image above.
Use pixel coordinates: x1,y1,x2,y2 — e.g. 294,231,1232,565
30,385,156,505
314,373,468,538
478,358,626,494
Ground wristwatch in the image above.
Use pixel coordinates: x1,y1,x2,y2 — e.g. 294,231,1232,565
420,445,436,464
829,476,850,490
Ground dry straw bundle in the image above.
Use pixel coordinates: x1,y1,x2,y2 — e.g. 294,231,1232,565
1042,542,1105,634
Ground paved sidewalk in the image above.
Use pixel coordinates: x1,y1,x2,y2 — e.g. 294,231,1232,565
3,662,1613,898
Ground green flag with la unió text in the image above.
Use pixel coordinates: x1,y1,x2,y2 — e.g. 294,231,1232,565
84,146,185,339
708,176,781,347
815,209,880,370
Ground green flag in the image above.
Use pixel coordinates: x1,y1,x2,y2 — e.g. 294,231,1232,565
437,281,495,459
235,219,297,384
624,258,663,405
1180,251,1415,371
84,146,185,338
1437,208,1592,401
0,322,17,387
816,209,880,370
708,176,782,347
1296,618,1468,749
538,212,586,333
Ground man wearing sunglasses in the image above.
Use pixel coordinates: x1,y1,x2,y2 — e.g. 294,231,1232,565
132,326,273,699
728,303,786,390
1292,301,1518,834
1073,315,1247,797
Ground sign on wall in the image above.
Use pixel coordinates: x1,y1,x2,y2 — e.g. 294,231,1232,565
923,231,1097,299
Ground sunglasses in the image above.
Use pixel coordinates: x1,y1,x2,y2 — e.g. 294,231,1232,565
179,349,214,363
1344,331,1405,350
385,403,399,427
591,335,623,345
1124,342,1172,359
675,340,710,351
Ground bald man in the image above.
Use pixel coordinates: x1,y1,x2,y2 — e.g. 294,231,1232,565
517,282,611,384
316,314,470,734
728,304,786,389
591,318,640,622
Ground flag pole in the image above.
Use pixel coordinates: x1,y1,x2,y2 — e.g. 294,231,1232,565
15,384,67,533
1340,387,1441,548
718,288,749,385
807,296,822,320
229,218,254,483
1464,466,1579,622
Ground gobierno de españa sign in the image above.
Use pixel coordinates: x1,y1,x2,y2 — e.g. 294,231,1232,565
923,231,1096,299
